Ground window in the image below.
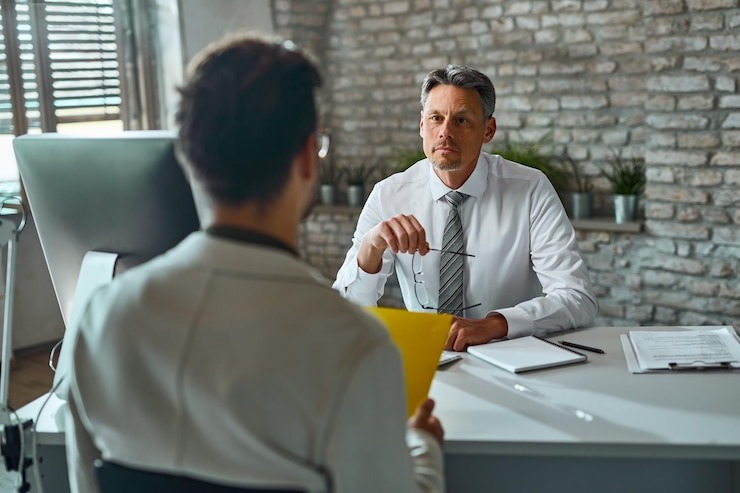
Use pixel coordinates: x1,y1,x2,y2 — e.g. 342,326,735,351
0,0,143,188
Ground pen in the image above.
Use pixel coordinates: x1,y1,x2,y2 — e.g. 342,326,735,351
559,340,605,354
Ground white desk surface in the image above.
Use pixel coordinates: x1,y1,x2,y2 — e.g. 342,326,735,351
431,325,740,460
20,325,740,461
17,392,66,446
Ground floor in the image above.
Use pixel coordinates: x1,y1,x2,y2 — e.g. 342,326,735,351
1,345,57,493
7,345,56,411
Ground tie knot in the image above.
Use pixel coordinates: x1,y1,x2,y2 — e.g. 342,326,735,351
445,191,466,208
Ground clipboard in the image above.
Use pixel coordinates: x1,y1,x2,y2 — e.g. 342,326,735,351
367,307,451,416
620,333,740,374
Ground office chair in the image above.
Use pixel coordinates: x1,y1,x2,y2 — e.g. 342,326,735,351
95,460,304,493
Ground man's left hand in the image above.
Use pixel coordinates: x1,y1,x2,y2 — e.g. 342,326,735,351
445,314,508,351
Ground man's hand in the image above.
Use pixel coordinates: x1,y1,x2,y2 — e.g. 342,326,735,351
408,398,444,446
445,313,508,351
357,214,429,274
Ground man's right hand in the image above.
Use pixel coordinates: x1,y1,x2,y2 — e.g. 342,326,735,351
357,214,429,274
408,398,444,446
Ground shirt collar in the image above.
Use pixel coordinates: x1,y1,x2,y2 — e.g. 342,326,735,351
205,225,299,258
428,153,488,201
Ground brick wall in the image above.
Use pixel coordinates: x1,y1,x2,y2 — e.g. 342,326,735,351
299,206,405,308
283,0,740,328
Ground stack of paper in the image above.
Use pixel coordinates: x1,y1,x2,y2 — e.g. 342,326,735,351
627,327,740,372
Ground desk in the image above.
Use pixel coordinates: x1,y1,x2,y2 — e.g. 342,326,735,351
431,325,740,493
16,325,740,493
16,392,69,493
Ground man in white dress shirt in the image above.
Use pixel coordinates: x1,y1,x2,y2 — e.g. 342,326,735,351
334,65,597,351
64,34,444,493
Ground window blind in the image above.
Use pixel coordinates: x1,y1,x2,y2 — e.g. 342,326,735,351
43,0,121,123
0,0,122,134
1,7,14,134
17,0,42,132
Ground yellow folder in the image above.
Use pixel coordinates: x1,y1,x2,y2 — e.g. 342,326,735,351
367,307,452,416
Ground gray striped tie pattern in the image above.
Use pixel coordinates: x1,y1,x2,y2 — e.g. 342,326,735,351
438,191,467,316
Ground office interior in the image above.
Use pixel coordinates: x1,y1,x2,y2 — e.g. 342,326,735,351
0,1,738,492
3,0,739,354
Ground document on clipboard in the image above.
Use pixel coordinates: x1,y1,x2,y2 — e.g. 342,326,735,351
626,327,740,372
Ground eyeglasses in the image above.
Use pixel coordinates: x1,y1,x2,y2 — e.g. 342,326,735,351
412,249,481,314
316,128,331,159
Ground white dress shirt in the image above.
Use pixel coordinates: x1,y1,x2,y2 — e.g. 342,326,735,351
63,232,444,493
333,152,597,339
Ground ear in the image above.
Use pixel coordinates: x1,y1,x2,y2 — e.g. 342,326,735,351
419,109,424,138
483,116,496,144
296,134,316,181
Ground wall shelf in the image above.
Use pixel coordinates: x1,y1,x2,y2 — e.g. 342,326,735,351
309,207,644,234
310,204,361,214
571,217,643,233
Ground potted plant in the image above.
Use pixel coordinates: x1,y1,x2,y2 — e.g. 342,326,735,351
392,147,427,173
489,137,567,192
343,162,375,207
369,147,427,184
563,154,594,220
602,153,646,224
318,158,343,206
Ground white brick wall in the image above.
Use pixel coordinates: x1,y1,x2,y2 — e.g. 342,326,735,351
281,0,740,328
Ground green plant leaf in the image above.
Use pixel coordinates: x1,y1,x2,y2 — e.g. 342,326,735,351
490,138,567,191
342,162,376,185
563,154,593,193
393,147,427,172
319,159,343,185
602,153,646,195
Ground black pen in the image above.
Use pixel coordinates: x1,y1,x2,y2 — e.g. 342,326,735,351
559,340,605,354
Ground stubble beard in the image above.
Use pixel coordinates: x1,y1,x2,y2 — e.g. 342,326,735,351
429,139,462,172
430,158,462,172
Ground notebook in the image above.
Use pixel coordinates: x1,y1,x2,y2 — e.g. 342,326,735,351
467,335,587,373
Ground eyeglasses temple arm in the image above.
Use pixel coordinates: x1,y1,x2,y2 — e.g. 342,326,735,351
428,248,475,257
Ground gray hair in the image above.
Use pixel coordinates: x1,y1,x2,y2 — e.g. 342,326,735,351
420,65,496,119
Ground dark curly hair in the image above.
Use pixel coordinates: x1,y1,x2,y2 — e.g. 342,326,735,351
175,33,322,205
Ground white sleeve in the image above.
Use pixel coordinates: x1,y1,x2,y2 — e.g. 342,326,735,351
324,342,444,493
64,374,103,493
405,428,446,492
62,305,104,493
495,175,598,338
332,185,396,306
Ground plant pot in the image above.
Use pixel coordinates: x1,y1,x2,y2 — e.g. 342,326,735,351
320,184,336,206
570,192,593,220
613,194,639,224
347,184,365,208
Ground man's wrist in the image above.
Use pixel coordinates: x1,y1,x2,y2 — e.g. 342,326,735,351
357,238,385,274
486,312,509,338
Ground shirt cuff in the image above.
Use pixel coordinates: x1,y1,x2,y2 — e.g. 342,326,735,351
489,306,532,339
353,262,387,293
336,259,389,306
405,428,445,493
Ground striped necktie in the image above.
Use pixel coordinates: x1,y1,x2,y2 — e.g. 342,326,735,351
438,191,467,316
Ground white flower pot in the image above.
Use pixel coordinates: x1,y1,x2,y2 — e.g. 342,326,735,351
320,184,336,205
613,194,638,223
347,184,365,207
570,192,593,220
